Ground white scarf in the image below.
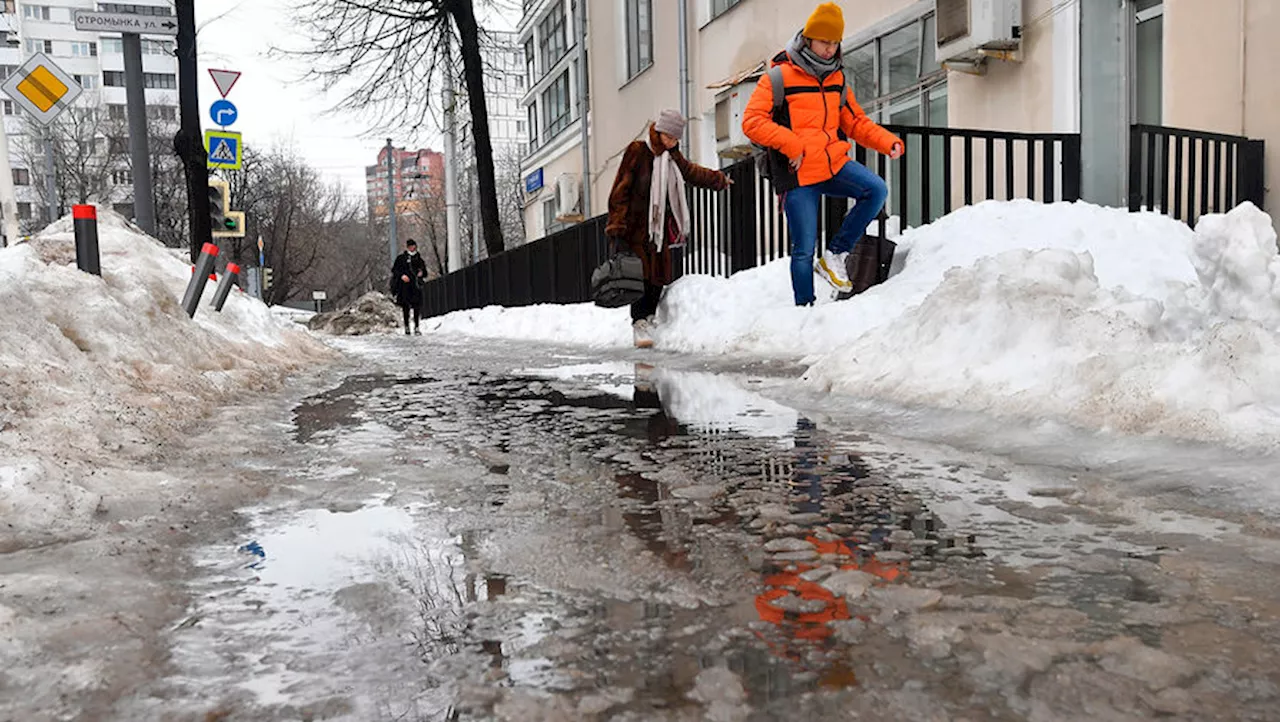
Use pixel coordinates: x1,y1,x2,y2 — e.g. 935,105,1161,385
648,148,690,252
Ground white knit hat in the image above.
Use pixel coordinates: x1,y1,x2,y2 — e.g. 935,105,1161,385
653,109,686,141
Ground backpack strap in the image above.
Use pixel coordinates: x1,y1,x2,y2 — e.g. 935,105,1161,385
767,66,785,113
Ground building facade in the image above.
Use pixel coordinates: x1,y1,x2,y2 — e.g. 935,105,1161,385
517,0,588,241
366,145,445,219
0,0,180,237
551,0,1275,240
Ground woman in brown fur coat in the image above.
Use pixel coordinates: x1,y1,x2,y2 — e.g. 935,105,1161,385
605,109,731,348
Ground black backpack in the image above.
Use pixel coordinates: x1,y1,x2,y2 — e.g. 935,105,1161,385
751,65,853,195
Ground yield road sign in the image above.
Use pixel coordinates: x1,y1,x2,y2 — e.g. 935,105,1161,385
0,54,82,126
205,130,243,170
209,99,238,127
73,10,178,36
208,69,241,98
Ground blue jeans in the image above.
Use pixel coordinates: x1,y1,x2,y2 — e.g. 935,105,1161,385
783,161,889,305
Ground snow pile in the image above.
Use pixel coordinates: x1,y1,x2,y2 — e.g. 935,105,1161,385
0,212,333,547
423,302,631,348
426,200,1280,448
308,291,402,335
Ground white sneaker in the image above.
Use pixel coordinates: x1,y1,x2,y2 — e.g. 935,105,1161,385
816,251,852,291
633,319,654,349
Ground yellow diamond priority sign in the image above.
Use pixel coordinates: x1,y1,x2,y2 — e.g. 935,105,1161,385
0,54,82,125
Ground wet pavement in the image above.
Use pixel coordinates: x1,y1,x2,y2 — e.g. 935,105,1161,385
115,337,1280,721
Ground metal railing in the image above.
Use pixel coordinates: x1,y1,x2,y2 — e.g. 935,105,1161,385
1128,124,1266,226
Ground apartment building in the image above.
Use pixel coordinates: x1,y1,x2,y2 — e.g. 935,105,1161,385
0,0,179,235
572,0,1275,233
365,146,445,219
517,0,588,240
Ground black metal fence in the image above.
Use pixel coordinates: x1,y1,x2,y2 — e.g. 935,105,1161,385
682,124,1082,277
422,122,1263,319
1128,124,1266,227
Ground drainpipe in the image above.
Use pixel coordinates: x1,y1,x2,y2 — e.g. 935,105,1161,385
577,0,591,218
1239,0,1247,135
678,0,689,118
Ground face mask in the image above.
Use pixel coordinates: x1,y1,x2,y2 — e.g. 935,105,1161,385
408,250,418,256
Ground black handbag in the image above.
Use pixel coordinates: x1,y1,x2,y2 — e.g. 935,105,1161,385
591,242,646,308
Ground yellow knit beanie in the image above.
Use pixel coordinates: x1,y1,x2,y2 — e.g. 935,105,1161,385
803,2,844,43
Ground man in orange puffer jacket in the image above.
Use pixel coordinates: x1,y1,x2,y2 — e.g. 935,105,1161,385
743,2,904,306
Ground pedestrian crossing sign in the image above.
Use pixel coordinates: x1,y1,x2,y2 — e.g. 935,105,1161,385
204,129,242,170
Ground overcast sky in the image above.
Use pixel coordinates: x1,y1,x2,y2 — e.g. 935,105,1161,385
192,1,518,207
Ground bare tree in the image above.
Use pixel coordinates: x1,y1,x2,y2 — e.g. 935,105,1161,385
17,108,125,227
292,0,507,258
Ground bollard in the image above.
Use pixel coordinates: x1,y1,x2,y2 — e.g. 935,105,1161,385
72,205,101,276
181,242,219,318
211,262,240,312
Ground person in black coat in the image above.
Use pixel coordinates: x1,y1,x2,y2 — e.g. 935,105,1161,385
390,239,427,335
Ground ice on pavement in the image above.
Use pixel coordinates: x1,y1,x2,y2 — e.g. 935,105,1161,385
423,200,1280,449
0,211,333,547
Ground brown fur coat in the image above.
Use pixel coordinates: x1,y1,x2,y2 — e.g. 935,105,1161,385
605,125,730,286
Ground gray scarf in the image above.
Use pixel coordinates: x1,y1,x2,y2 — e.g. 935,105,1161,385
786,31,841,81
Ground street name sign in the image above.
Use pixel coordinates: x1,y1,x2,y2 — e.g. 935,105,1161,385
73,11,178,36
0,54,82,126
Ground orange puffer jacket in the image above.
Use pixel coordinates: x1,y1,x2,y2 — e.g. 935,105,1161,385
743,51,902,188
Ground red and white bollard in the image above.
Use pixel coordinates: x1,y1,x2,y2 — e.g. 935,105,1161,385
211,262,240,312
181,242,219,318
72,204,100,276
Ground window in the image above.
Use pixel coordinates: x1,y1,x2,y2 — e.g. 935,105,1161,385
840,12,946,122
710,0,741,21
144,39,173,55
1,100,12,116
147,105,176,121
524,38,535,85
542,197,559,231
1133,1,1163,124
624,0,651,80
2,1,15,13
108,136,128,154
12,168,28,185
17,202,30,221
111,170,133,185
25,39,53,55
536,4,567,75
527,102,538,149
108,104,126,120
540,70,571,140
22,4,50,20
70,42,97,57
102,38,122,54
0,66,14,81
98,3,173,15
73,74,98,90
104,71,177,89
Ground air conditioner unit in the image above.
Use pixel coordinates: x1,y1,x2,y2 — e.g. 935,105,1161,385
716,80,761,161
554,173,582,222
936,0,1022,65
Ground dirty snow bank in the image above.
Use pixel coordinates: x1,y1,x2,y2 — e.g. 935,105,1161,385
424,200,1280,448
0,212,334,547
307,291,401,335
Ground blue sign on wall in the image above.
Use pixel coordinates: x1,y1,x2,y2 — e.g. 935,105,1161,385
524,168,544,194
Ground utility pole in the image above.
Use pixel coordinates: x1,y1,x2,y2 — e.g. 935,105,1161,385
122,33,156,236
576,0,590,218
42,127,56,225
385,138,397,267
0,115,18,246
443,32,461,273
174,0,210,263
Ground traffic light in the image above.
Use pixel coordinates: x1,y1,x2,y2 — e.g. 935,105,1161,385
208,180,246,238
262,267,273,290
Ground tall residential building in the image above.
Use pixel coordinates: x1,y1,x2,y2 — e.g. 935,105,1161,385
455,29,528,260
517,0,587,241
365,146,445,219
0,0,180,237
